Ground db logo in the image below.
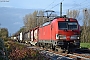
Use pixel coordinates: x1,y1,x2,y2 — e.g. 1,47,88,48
67,36,70,38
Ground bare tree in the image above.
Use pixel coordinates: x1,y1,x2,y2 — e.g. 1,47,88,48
23,10,45,31
23,10,57,33
81,8,90,43
67,9,80,19
37,11,44,26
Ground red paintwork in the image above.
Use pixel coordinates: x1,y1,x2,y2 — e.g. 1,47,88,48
29,17,80,44
39,24,51,40
38,17,80,41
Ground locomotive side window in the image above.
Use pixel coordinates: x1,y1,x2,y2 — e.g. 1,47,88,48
58,22,78,30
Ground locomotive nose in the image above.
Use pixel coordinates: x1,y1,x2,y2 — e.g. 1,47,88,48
66,36,70,40
57,30,80,41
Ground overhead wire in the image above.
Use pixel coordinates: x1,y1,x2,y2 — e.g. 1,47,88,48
50,0,64,9
44,0,89,12
42,0,65,17
63,0,90,16
45,0,90,16
67,0,89,10
50,3,60,9
43,0,90,18
44,0,57,10
44,0,64,10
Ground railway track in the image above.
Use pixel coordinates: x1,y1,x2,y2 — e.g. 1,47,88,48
27,46,90,60
39,48,90,60
21,43,90,60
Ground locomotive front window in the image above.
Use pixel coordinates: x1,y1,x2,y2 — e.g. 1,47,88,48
58,22,68,29
58,22,78,30
68,23,77,30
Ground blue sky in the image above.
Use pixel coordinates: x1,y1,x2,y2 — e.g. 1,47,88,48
0,0,90,12
0,0,90,35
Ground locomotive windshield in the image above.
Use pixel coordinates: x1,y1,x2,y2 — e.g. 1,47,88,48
58,22,78,30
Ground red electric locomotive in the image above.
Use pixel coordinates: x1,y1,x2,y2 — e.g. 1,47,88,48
37,16,80,51
29,3,80,51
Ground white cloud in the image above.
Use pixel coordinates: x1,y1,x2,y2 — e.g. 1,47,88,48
0,5,13,8
14,14,23,19
13,22,21,25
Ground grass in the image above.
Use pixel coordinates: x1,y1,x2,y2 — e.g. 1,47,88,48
80,43,90,48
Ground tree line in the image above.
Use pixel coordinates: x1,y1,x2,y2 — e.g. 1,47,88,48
19,9,90,43
23,10,56,32
0,28,8,38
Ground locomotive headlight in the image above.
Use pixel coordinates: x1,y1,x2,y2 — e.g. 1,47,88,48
71,35,80,39
59,35,66,39
56,34,66,39
77,36,80,39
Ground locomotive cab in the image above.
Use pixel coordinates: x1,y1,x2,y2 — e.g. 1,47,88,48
53,17,80,50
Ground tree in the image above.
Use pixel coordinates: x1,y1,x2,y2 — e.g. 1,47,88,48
81,9,90,43
23,10,57,33
37,10,44,26
23,10,46,31
23,11,39,31
67,9,80,19
0,28,8,38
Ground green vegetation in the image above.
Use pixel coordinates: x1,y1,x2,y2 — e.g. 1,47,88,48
0,38,8,60
80,43,90,48
4,38,49,60
0,28,8,38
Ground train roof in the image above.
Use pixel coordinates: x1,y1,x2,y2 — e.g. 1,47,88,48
41,16,78,27
42,21,51,26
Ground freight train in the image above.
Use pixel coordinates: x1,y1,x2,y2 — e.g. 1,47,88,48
13,15,80,51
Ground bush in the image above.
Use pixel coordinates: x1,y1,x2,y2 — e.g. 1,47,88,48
0,56,7,60
5,40,49,60
0,38,8,60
